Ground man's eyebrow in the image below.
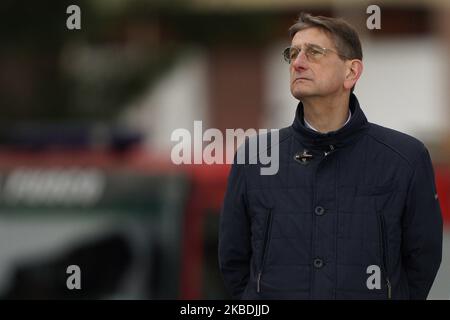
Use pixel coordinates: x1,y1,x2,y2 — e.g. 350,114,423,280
291,42,325,48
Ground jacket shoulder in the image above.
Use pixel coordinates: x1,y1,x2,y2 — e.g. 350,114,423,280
243,126,292,150
365,123,428,167
236,127,292,164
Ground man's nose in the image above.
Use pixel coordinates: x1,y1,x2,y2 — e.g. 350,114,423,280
292,51,308,70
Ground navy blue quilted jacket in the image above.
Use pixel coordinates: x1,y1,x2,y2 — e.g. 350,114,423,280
218,94,443,300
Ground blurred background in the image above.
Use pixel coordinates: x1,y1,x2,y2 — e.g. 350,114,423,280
0,0,449,299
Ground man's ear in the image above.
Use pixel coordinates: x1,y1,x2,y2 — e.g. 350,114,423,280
344,60,363,91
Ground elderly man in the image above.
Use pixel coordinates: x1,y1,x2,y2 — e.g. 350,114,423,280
218,12,442,300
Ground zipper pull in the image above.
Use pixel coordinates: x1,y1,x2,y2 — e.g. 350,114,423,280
386,278,392,299
257,272,262,293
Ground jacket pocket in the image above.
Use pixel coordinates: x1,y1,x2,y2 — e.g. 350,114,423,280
377,212,392,299
257,209,273,293
356,181,396,214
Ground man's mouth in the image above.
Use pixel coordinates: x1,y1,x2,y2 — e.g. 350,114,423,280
294,77,311,83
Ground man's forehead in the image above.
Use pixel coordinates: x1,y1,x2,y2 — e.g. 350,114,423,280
291,27,334,47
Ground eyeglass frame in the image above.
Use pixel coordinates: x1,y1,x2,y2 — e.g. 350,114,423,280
283,43,351,64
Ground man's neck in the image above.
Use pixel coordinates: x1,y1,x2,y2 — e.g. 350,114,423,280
302,93,351,134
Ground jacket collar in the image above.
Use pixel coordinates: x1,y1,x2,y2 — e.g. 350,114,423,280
291,93,369,151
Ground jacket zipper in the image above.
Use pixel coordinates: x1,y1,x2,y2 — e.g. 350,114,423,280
378,212,391,299
257,209,273,293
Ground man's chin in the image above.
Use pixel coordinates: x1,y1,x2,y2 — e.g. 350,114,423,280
291,89,315,100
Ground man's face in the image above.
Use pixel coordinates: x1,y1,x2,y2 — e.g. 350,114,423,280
289,27,348,99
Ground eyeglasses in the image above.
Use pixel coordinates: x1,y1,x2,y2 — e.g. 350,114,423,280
283,43,349,63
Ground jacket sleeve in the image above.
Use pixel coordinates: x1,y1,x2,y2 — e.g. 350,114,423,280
402,146,443,300
218,148,251,299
